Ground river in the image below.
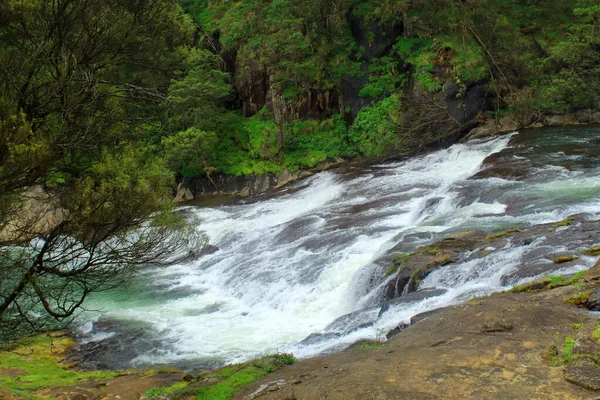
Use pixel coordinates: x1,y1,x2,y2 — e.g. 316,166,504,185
76,125,600,371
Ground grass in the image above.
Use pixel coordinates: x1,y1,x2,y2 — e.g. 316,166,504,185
485,228,524,240
0,334,120,398
153,354,297,400
550,335,576,366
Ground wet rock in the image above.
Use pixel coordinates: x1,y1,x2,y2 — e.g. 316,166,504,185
386,323,410,339
379,289,447,316
509,278,553,292
323,307,380,334
299,332,341,346
463,119,498,141
410,309,444,325
182,373,195,382
586,288,600,311
582,260,600,282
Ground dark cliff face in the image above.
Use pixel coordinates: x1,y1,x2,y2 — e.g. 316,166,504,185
224,13,486,132
225,12,409,122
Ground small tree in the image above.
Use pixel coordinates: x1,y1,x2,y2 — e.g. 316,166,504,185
0,0,206,344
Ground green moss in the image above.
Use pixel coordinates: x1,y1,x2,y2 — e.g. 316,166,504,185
0,335,119,398
565,290,593,306
410,268,423,289
572,323,583,330
553,255,579,264
485,228,524,240
554,217,576,227
593,325,600,343
356,341,384,349
583,246,600,256
385,253,414,276
545,271,586,288
170,354,297,400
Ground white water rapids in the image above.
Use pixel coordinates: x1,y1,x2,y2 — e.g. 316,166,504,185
81,127,600,370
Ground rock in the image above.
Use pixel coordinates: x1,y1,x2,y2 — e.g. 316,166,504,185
463,119,498,141
564,360,600,391
409,308,444,325
348,12,402,61
386,323,410,339
182,373,194,382
174,183,194,203
380,289,448,316
498,116,519,133
582,259,600,282
529,122,544,128
509,278,552,292
586,288,600,311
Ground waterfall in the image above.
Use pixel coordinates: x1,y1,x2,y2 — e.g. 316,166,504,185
79,126,600,370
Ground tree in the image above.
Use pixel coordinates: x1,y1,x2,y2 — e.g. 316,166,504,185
0,0,206,344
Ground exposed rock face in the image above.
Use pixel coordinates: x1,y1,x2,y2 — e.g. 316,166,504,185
0,185,65,241
185,158,345,199
443,80,487,126
234,284,600,400
381,216,600,301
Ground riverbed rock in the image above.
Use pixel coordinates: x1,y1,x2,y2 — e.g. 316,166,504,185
235,287,599,400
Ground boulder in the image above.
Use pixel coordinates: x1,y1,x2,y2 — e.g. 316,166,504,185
498,116,519,133
586,287,600,311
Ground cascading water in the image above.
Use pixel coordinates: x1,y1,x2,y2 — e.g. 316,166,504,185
78,125,600,370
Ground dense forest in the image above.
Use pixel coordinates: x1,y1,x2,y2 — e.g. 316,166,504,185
1,0,600,342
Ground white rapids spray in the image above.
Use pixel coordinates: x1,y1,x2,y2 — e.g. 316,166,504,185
81,128,600,368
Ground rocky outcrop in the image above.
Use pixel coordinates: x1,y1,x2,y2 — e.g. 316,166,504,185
182,158,345,200
382,215,599,301
235,281,600,400
0,185,65,242
463,108,600,141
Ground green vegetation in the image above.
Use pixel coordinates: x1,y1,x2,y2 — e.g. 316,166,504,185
554,217,576,227
565,291,593,307
583,247,600,256
0,335,119,397
545,271,586,288
485,229,524,240
594,325,600,343
356,341,384,349
386,253,413,276
148,354,298,400
553,255,579,264
0,0,206,344
550,335,576,366
511,271,586,293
